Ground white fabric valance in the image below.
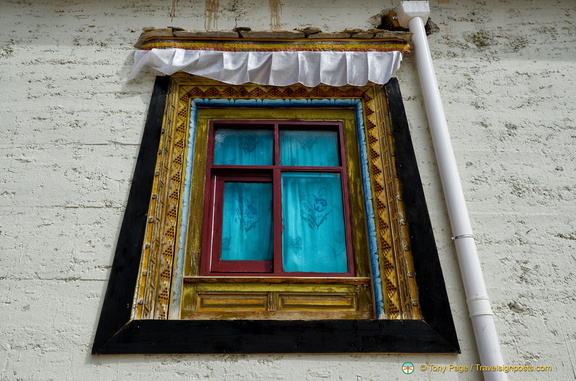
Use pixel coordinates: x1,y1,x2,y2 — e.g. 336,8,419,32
130,48,403,87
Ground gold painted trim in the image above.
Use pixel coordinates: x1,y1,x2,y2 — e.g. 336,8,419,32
134,74,420,320
138,38,410,53
133,28,411,53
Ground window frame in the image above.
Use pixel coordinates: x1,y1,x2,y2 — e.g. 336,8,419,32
203,173,275,274
202,120,355,277
92,75,459,354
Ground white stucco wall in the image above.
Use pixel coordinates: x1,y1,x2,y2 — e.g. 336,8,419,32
1,0,575,380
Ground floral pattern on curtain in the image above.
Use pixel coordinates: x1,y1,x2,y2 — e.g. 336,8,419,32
282,172,347,273
220,182,273,261
214,125,348,273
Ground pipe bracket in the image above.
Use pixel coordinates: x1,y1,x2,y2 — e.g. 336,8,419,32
451,234,474,241
467,296,494,317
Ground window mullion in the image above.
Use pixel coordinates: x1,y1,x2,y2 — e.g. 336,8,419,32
273,123,283,275
337,125,356,275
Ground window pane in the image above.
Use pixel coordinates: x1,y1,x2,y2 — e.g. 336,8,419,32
281,172,347,273
280,130,340,167
214,129,273,165
220,182,273,261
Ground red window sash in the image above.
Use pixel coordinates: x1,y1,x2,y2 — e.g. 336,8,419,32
201,120,355,277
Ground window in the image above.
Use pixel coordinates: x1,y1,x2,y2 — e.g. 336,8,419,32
203,121,353,276
179,108,373,321
93,74,459,354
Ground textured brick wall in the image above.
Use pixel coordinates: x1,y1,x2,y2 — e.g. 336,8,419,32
1,0,575,380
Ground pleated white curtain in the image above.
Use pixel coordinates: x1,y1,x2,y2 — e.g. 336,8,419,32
129,48,403,86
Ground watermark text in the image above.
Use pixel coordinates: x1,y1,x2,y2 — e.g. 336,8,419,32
409,363,553,374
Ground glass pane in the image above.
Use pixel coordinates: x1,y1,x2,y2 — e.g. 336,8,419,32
214,129,273,165
281,172,348,273
280,130,340,167
220,182,273,261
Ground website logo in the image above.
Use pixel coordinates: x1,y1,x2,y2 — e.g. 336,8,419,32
402,362,415,374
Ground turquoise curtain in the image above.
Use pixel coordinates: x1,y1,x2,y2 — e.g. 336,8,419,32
220,182,273,261
214,129,273,165
217,128,347,273
280,130,339,166
282,172,347,273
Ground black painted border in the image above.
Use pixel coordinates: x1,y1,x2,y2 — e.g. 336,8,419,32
92,77,459,354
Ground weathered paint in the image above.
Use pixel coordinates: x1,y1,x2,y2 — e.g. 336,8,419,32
205,0,219,30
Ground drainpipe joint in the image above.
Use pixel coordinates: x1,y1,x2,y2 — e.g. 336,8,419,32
395,1,430,28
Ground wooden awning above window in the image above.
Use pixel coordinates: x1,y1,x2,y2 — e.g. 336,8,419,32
129,28,411,86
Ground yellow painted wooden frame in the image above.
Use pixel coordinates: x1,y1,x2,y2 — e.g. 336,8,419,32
181,108,372,320
132,74,420,322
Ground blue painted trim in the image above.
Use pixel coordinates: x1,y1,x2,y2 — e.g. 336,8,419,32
173,97,384,318
170,102,198,315
353,103,384,318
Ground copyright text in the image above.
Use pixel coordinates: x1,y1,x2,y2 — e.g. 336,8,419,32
418,364,553,373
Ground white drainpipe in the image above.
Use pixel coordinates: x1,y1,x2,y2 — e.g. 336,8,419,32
396,2,506,380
